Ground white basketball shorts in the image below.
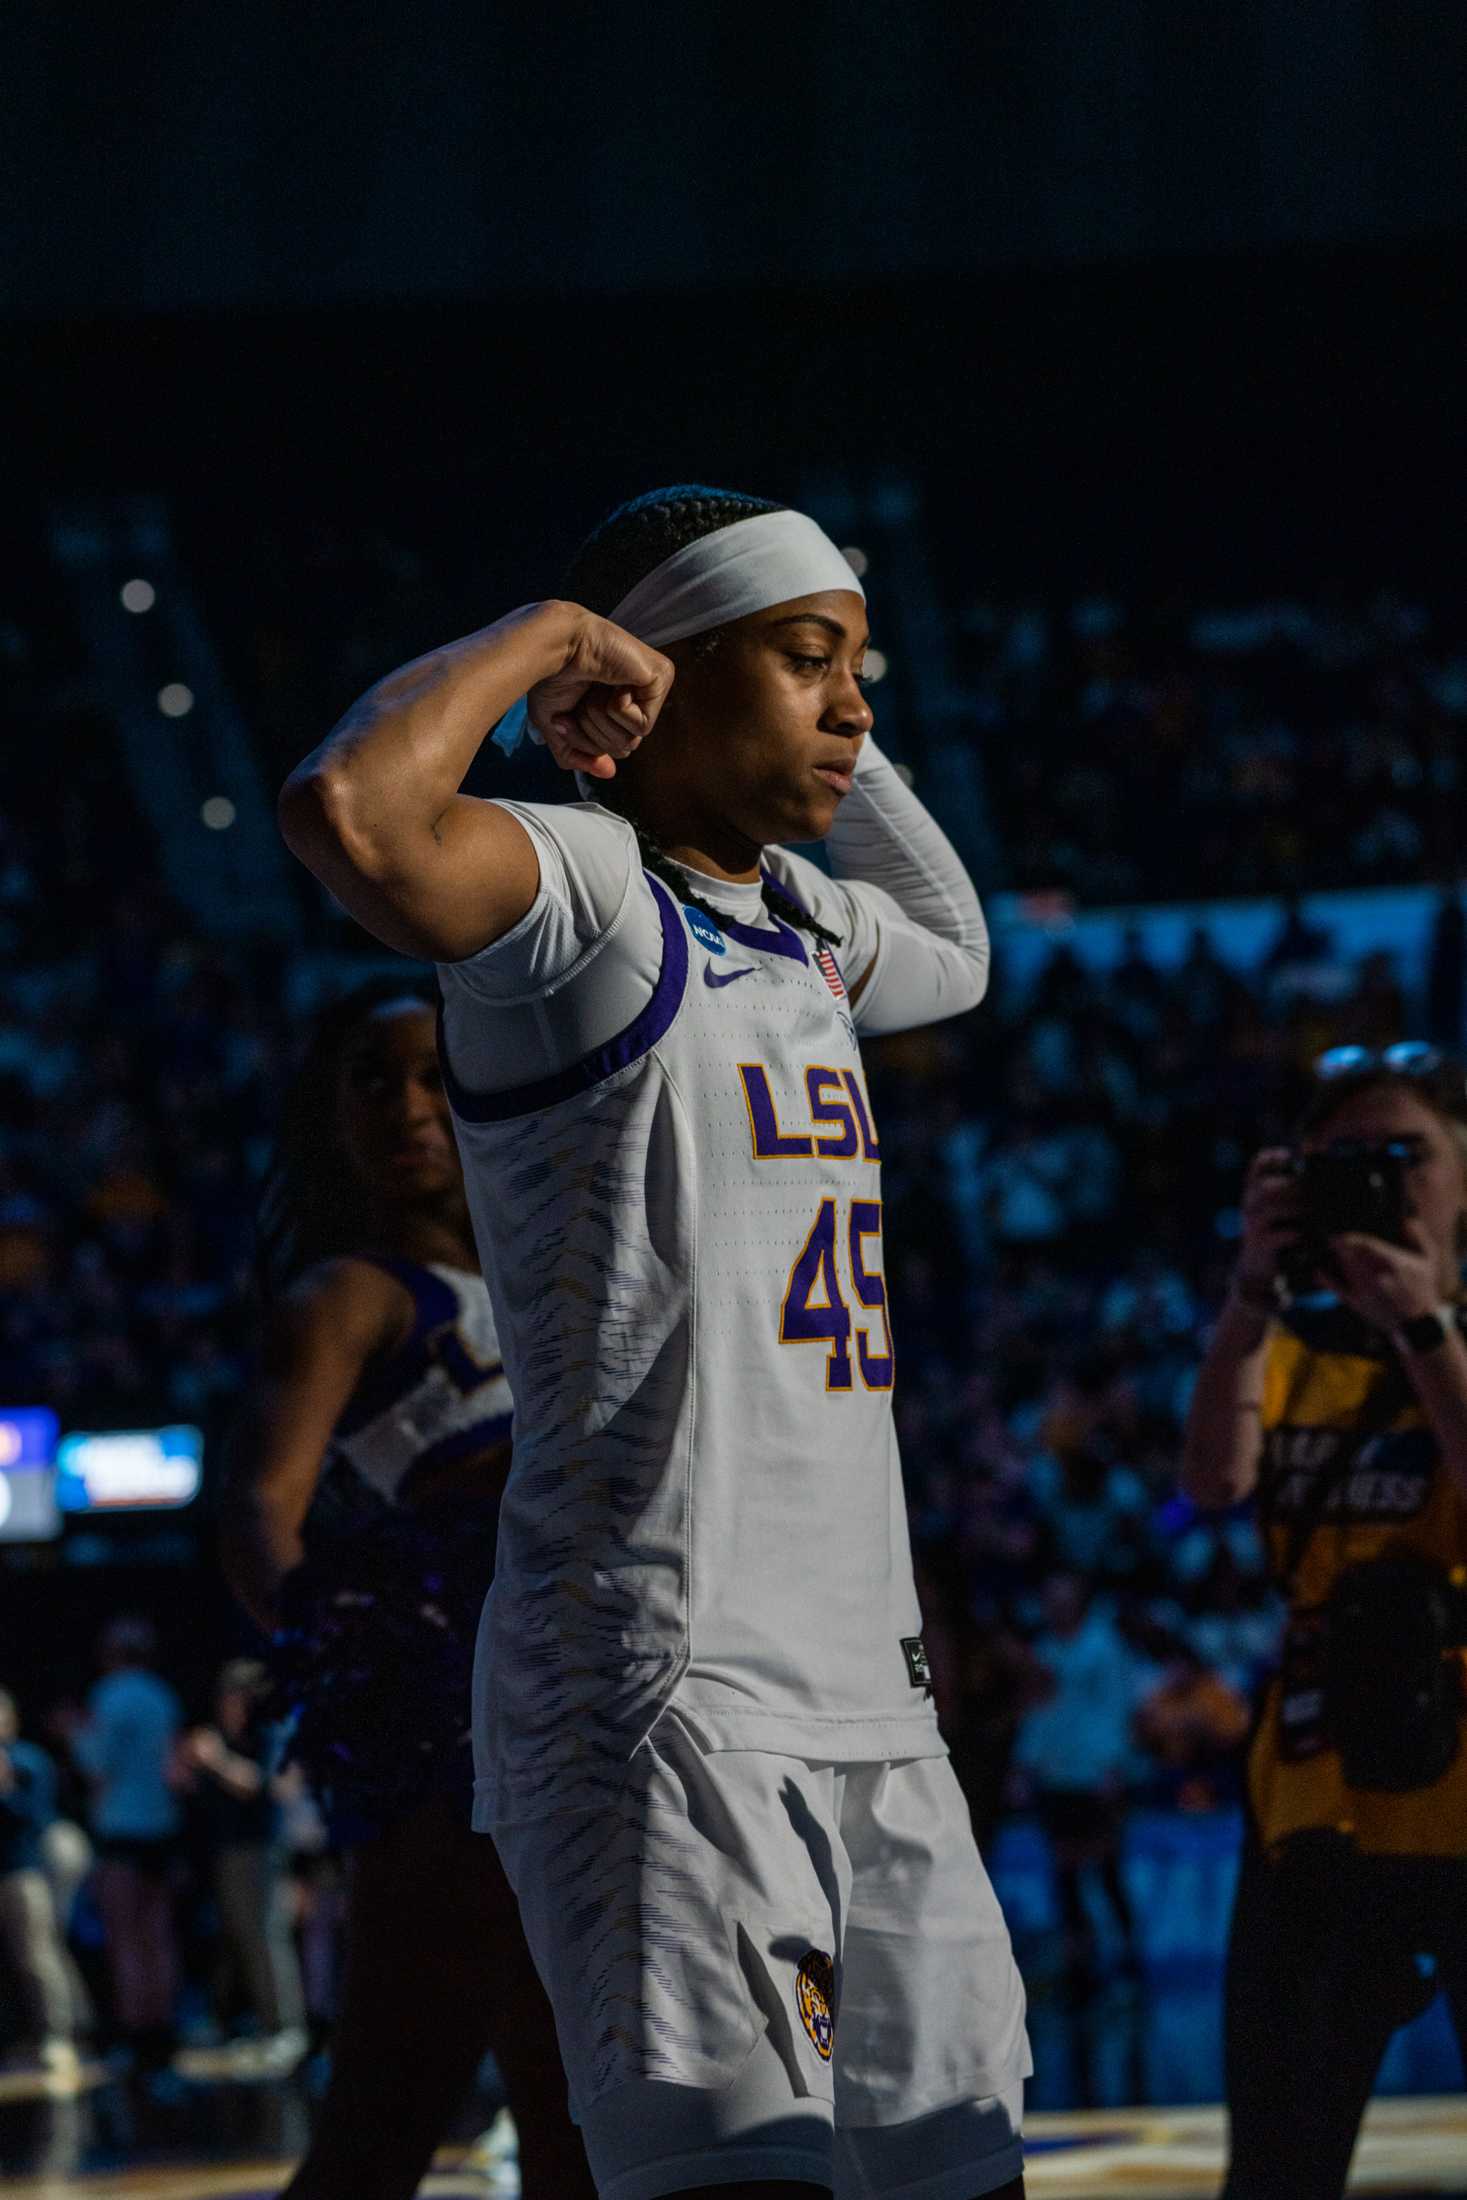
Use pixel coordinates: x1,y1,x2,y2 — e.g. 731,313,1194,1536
488,1705,1031,2199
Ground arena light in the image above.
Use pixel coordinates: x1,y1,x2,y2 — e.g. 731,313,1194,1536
201,796,236,830
56,1425,203,1513
120,578,156,614
158,682,194,718
864,649,888,683
0,1409,58,1472
841,546,869,577
0,1408,61,1543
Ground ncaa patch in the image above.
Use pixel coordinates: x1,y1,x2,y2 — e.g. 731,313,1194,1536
794,1947,836,2062
814,943,846,999
683,905,726,955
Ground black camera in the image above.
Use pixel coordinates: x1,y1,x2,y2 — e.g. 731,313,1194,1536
1279,1137,1422,1296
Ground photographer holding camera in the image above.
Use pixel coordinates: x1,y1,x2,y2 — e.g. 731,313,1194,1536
1182,1045,1467,2200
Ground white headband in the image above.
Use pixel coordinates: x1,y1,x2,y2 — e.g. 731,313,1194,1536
492,508,864,754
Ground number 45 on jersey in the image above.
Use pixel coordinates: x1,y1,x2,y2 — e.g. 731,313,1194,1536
781,1196,893,1392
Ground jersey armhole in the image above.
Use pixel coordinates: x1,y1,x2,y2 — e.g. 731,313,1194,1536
438,872,690,1123
316,1258,449,1439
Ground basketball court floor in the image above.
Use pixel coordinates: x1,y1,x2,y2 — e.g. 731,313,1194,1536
1,2064,1463,2199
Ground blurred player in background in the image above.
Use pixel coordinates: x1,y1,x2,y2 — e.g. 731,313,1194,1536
221,981,591,2200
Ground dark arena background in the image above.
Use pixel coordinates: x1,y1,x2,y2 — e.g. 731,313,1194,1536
4,5,1467,2194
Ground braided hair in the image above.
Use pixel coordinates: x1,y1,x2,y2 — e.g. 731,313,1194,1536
255,977,437,1302
562,484,843,951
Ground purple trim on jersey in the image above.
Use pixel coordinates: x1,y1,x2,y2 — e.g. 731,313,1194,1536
432,1327,504,1395
334,1338,436,1440
355,1256,460,1333
761,866,846,980
762,862,809,911
332,1258,462,1438
437,872,690,1125
720,897,808,964
394,1412,514,1504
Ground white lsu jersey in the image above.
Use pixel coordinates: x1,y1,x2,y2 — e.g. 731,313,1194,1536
438,798,951,1826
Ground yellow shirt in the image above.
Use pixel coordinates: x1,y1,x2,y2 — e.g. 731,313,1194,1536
1249,1321,1467,1858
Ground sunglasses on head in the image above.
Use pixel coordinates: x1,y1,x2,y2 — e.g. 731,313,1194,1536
1313,1043,1467,1114
1315,1042,1445,1080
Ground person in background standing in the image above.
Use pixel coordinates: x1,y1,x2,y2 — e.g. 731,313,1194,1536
176,1658,306,2075
65,1618,182,2075
1010,1573,1143,1999
0,1687,83,2087
1183,1051,1467,2198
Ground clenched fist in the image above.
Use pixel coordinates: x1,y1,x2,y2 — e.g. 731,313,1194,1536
527,605,675,781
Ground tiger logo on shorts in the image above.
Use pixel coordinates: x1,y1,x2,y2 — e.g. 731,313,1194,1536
795,1947,836,2062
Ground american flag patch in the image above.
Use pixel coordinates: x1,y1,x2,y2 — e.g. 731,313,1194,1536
815,944,847,1000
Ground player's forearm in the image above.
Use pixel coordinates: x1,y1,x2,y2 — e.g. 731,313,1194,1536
217,1482,307,1636
1179,1296,1271,1509
828,740,989,964
279,601,577,877
828,737,990,1025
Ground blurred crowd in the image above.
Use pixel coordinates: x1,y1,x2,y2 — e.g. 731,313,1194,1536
863,882,1465,1984
167,513,1467,908
0,876,282,1436
4,553,1467,2053
0,830,1460,2048
947,591,1467,903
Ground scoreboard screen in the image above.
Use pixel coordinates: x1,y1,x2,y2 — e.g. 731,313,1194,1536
55,1426,203,1514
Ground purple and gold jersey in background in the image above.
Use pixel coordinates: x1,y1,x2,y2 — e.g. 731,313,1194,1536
324,1258,511,1510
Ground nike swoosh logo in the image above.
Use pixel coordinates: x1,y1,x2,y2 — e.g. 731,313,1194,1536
704,963,758,988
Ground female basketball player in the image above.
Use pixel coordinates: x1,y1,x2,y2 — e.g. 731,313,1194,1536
220,981,592,2200
277,488,1029,2199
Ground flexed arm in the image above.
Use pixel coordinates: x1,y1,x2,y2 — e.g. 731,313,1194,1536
278,602,673,962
